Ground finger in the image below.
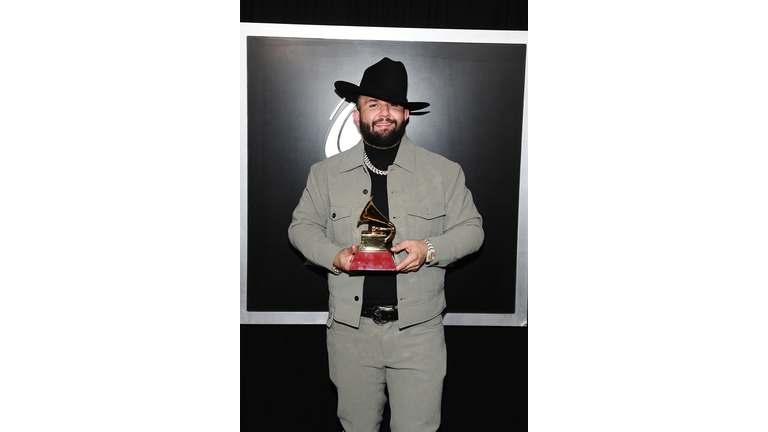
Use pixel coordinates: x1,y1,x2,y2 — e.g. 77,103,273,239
395,260,408,272
347,247,358,264
397,258,416,272
402,263,420,273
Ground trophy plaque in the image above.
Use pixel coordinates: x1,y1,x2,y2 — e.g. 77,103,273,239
349,197,397,271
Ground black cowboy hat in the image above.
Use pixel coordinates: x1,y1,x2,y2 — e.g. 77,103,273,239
334,57,430,111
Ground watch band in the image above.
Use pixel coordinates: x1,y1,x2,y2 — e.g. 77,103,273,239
422,239,436,263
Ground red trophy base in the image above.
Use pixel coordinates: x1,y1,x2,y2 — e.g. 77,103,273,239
349,250,397,271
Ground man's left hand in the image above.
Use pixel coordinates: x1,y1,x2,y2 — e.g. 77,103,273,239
391,239,429,272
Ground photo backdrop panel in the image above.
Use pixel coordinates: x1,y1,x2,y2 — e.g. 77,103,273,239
246,36,525,314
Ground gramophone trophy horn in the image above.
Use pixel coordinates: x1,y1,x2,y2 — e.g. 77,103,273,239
349,197,397,271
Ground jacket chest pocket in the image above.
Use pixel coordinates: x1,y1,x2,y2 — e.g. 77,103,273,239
329,206,354,246
406,205,446,239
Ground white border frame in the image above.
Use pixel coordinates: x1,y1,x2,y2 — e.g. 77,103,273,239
240,23,527,326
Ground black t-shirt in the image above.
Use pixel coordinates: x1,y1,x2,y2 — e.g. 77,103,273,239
361,143,399,307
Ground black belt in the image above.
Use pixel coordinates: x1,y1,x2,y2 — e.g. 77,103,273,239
361,305,398,325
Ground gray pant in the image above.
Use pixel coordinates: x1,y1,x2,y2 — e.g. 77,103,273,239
327,314,447,432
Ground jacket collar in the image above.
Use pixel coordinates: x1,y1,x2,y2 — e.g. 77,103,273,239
394,135,416,173
339,135,416,173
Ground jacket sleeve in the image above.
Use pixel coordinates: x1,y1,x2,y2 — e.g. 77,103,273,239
427,164,484,267
287,164,342,273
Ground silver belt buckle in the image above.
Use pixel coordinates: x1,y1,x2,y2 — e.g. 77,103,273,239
372,305,396,325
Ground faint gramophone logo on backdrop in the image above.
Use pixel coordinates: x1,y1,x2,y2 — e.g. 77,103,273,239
325,100,361,158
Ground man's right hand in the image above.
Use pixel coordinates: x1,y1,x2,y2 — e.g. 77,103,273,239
332,244,358,273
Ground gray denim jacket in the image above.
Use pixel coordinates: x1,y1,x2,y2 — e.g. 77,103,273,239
288,136,484,329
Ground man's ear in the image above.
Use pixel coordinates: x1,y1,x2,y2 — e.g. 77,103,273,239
404,109,410,121
352,109,360,127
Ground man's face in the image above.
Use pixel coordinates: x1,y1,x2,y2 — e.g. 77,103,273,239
353,96,410,149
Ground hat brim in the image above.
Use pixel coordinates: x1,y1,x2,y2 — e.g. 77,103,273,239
334,81,430,111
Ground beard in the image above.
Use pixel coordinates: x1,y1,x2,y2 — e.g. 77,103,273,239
359,117,407,149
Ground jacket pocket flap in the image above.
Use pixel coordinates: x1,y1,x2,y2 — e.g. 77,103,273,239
329,206,353,221
407,205,446,220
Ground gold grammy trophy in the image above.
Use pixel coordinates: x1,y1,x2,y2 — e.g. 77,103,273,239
349,197,397,271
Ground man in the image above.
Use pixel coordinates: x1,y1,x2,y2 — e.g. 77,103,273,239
288,57,484,432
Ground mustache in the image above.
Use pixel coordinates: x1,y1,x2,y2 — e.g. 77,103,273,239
372,117,397,125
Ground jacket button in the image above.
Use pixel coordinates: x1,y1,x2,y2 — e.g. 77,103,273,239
332,213,336,218
354,296,359,301
363,189,368,195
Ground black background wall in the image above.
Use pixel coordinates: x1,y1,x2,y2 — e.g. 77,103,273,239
246,37,526,314
241,2,527,430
